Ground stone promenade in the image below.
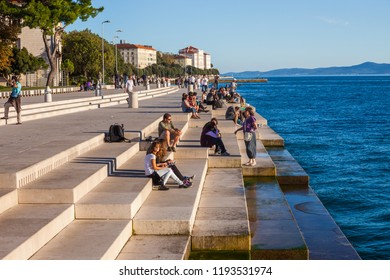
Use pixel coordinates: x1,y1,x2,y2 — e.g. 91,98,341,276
0,86,361,260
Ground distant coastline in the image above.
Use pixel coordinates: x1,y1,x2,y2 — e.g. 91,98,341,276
223,62,390,78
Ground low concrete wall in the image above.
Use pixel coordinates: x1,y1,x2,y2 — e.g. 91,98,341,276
1,87,81,98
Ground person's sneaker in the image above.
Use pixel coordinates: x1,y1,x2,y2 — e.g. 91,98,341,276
16,122,22,125
221,151,230,156
185,174,196,182
171,146,176,152
179,180,192,188
167,146,172,152
214,149,221,155
158,185,169,191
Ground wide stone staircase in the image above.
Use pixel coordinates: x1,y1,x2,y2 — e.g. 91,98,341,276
0,94,360,260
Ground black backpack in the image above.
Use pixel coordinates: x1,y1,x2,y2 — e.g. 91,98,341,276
105,123,131,143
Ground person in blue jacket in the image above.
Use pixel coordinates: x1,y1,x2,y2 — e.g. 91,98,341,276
1,76,22,124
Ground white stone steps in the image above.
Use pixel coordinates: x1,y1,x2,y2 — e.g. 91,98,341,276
0,134,104,189
0,95,103,114
246,177,308,259
239,137,276,177
117,235,191,260
0,204,74,260
0,87,179,126
0,189,18,215
2,97,102,117
2,104,100,125
267,148,309,186
258,125,284,147
18,142,139,203
30,219,132,260
132,158,208,235
191,168,251,251
207,118,242,168
75,151,152,220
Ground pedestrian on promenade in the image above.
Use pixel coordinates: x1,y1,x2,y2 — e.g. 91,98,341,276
234,107,257,166
2,76,22,124
158,113,182,152
201,75,208,92
125,77,134,108
214,74,219,90
144,141,191,191
200,117,230,156
229,78,237,95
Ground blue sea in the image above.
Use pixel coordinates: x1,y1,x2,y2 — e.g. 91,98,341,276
229,76,390,260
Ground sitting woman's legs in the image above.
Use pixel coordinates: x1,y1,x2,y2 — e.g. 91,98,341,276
157,167,184,186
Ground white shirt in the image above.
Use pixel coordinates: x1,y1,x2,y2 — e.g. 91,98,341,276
144,153,156,176
125,79,134,93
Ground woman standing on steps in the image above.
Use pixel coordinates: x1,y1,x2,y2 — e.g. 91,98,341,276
144,141,192,191
234,107,258,166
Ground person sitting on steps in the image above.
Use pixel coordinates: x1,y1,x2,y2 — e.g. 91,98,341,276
200,117,230,156
144,141,191,191
181,93,200,119
147,139,195,185
158,113,182,152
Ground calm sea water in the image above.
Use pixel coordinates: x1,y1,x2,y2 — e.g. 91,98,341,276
229,76,390,260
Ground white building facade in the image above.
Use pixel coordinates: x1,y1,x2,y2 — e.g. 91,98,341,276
117,43,157,69
178,46,211,70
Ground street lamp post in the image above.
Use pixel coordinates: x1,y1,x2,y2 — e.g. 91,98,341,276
114,30,123,75
101,20,110,85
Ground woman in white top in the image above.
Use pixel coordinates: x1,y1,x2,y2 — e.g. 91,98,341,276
144,141,191,190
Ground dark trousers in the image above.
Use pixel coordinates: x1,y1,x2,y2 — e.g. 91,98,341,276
211,137,226,153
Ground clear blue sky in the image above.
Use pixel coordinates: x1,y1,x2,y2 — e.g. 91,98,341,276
66,0,390,73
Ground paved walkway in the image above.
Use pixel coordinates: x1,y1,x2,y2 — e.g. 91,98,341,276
0,86,186,184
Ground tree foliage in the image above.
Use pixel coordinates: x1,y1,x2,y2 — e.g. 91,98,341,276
11,47,47,75
63,29,122,84
0,9,21,78
1,0,103,87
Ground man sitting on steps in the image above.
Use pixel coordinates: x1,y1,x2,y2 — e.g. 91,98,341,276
158,113,182,152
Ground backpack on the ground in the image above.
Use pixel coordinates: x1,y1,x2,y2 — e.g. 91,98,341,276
105,123,131,143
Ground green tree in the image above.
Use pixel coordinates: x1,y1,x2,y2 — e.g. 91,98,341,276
61,58,74,86
1,0,103,91
0,9,21,80
11,47,47,76
63,29,117,84
63,29,101,80
1,46,47,82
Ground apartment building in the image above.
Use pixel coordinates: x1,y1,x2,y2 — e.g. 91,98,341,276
117,43,157,69
178,46,212,70
173,55,192,68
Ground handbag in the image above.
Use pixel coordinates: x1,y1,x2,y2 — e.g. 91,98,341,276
244,131,252,142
